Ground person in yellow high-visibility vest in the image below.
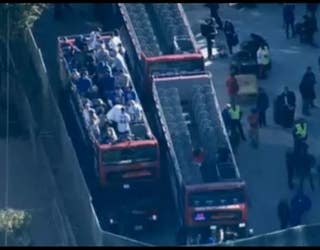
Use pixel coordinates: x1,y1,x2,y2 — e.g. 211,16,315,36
292,118,308,153
228,102,246,141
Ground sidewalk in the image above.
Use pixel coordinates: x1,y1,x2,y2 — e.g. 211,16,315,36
0,138,68,245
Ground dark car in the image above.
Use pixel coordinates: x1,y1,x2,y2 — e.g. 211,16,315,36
240,33,272,70
230,50,258,75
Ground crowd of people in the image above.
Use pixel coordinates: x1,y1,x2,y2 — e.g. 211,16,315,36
61,28,144,144
203,3,320,233
283,3,318,46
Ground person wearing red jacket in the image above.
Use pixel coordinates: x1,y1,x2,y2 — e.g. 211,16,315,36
226,73,239,103
247,108,259,148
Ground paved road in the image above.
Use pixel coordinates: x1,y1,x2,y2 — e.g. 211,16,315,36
184,3,320,236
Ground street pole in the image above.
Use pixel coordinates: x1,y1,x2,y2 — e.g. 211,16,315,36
4,3,10,246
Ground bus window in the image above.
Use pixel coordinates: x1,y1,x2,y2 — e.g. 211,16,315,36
188,189,245,207
101,146,158,165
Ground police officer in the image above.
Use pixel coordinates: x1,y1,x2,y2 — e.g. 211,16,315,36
292,118,308,153
228,102,246,141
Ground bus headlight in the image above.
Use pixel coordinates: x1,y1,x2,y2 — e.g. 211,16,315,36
239,222,246,228
151,214,157,221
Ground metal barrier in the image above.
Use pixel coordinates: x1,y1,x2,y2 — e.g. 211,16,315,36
23,28,150,246
222,223,320,246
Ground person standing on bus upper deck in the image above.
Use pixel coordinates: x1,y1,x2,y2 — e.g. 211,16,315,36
88,27,102,51
108,29,122,52
95,42,111,65
115,107,131,139
98,70,115,97
123,85,137,104
101,126,118,144
77,70,93,96
109,48,128,73
107,86,124,107
114,69,130,89
127,100,143,123
89,109,101,138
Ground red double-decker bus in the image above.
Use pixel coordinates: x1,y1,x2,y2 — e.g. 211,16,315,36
57,32,161,234
117,4,250,245
117,3,205,96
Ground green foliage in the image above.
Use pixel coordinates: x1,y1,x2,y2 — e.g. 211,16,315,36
0,3,48,42
0,209,32,234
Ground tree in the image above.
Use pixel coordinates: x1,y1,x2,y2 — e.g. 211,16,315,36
0,4,48,43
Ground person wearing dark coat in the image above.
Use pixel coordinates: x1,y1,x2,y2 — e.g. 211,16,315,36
295,144,315,192
205,3,223,30
200,18,218,60
256,87,269,127
290,188,312,227
303,14,318,46
278,86,296,128
306,3,318,17
283,4,296,39
223,20,237,54
277,199,290,229
285,149,295,190
299,66,316,116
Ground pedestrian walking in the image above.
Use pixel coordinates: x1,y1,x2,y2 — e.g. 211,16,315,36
278,86,296,128
226,73,239,104
299,66,316,116
200,18,218,60
256,87,269,127
247,108,259,148
283,4,295,39
295,144,315,192
306,3,319,18
223,20,238,55
290,188,312,227
228,102,246,141
286,149,295,189
256,45,270,79
205,3,223,30
222,104,232,131
292,118,308,153
302,14,318,46
277,199,290,229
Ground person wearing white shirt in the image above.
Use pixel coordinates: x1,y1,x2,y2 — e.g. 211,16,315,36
256,45,270,79
109,49,128,72
108,29,123,52
127,100,143,123
87,30,100,51
115,107,131,138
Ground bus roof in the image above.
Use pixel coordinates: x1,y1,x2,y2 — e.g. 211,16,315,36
152,72,241,186
118,3,200,59
57,32,156,148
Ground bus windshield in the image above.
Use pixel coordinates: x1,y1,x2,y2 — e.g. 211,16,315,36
148,58,204,76
188,188,245,207
101,146,158,165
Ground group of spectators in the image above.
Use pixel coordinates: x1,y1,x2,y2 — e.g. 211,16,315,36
61,28,143,144
283,3,318,46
